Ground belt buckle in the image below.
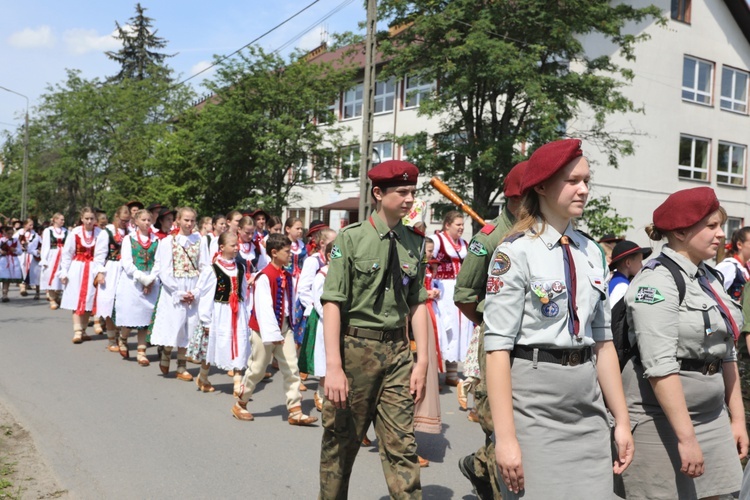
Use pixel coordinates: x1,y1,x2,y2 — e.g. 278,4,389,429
567,350,581,367
705,360,719,375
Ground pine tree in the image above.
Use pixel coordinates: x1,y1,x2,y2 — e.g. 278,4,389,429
105,3,175,82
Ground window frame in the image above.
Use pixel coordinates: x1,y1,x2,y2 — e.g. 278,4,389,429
339,145,360,181
372,141,393,164
682,56,714,106
678,134,711,182
342,83,363,120
374,77,396,114
403,75,435,109
720,66,749,115
716,141,747,187
671,0,691,24
287,208,306,227
313,152,334,183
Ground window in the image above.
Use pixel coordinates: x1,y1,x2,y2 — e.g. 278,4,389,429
316,99,339,124
725,217,744,240
313,153,334,182
374,78,396,114
404,75,435,108
310,208,330,227
372,142,393,164
293,156,309,183
287,208,306,227
678,135,710,181
340,146,360,180
720,67,748,114
342,84,363,119
682,56,713,105
717,142,746,186
671,0,691,23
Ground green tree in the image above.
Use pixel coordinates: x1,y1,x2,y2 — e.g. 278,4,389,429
105,3,174,82
155,45,356,216
579,194,632,240
377,0,662,229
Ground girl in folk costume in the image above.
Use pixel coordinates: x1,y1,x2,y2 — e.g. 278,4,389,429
40,213,68,309
429,210,473,385
309,241,332,411
198,216,212,237
150,207,204,381
126,200,144,233
199,214,227,263
58,207,108,343
257,215,281,273
115,210,160,365
193,232,251,394
153,208,175,240
235,216,258,274
21,218,42,300
204,212,240,265
98,206,131,353
0,225,23,302
283,217,307,344
716,226,750,301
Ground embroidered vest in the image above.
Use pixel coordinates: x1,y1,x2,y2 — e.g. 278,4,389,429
50,228,68,248
172,237,200,278
131,235,158,272
284,240,307,276
105,228,123,261
213,262,244,303
74,235,95,262
249,264,294,332
434,232,464,280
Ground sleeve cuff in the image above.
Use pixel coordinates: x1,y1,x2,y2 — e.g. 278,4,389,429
321,292,345,303
642,361,681,378
592,326,612,342
483,332,515,352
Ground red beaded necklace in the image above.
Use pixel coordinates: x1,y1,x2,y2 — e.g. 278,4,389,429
217,256,236,270
81,227,95,246
136,231,152,250
443,231,462,254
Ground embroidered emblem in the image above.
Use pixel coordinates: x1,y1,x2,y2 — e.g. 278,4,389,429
552,281,564,293
541,302,559,317
542,282,552,292
469,239,487,256
402,263,410,270
330,244,342,259
635,286,665,304
403,172,409,180
486,277,503,294
402,276,410,286
490,252,511,276
532,287,549,304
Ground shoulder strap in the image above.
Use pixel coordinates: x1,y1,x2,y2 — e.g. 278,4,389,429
705,264,724,285
480,223,496,235
654,254,687,304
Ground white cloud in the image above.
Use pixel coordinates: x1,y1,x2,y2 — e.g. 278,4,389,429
296,28,327,51
63,27,123,55
7,26,55,48
190,60,215,78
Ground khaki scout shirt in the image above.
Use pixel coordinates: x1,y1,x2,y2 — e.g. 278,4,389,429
321,211,427,331
454,207,515,318
626,246,739,379
484,219,610,352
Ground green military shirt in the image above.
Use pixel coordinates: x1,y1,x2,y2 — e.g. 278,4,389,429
453,206,515,319
321,210,427,330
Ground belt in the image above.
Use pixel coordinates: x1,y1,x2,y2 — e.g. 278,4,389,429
345,326,406,343
679,358,723,375
511,345,593,367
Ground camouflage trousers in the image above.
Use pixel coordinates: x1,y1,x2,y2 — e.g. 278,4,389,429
472,326,503,499
319,334,421,500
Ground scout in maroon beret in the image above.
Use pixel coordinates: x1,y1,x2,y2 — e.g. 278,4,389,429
652,187,720,233
368,160,419,189
522,138,583,193
504,160,528,199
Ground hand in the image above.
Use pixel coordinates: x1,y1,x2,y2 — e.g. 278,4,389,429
677,437,704,478
324,366,349,410
203,327,210,336
142,285,151,295
93,273,105,286
427,289,440,300
732,420,749,459
496,437,524,494
409,362,427,404
60,277,68,286
182,292,194,304
612,422,635,474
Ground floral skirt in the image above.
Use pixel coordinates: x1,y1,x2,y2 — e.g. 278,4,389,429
186,324,209,363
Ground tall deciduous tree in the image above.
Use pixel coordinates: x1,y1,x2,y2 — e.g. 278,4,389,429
155,45,356,216
377,0,662,228
105,3,175,82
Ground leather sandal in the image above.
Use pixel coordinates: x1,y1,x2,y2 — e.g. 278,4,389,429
118,338,129,359
72,330,83,344
288,407,318,426
196,377,215,393
227,370,235,377
418,456,430,468
299,382,308,392
445,377,461,387
137,349,150,367
314,392,323,412
93,321,104,335
80,333,92,342
159,350,170,375
49,301,59,310
300,372,308,381
232,401,254,421
467,408,480,423
457,379,468,410
262,372,272,381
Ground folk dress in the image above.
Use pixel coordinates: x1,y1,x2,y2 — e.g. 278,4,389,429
0,237,23,283
115,233,160,328
150,233,203,348
40,226,68,291
58,227,108,314
22,230,42,287
96,224,127,319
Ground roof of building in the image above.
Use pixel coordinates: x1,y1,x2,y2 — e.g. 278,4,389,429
724,0,750,45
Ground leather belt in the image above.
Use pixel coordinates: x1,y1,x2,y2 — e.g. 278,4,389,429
345,326,406,343
511,345,593,367
679,358,723,375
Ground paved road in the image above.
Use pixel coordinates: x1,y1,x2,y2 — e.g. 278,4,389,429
0,288,481,499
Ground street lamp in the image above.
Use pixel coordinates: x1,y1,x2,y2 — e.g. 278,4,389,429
0,86,29,220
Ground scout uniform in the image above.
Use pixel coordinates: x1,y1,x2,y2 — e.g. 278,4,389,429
319,160,427,499
483,140,614,499
622,187,744,499
453,160,526,499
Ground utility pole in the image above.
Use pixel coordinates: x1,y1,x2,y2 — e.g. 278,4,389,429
0,86,29,220
357,0,377,222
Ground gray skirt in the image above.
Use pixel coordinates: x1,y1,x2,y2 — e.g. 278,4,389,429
495,355,614,500
621,359,742,499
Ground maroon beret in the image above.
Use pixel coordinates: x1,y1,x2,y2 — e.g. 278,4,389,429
368,160,419,188
522,139,583,192
653,187,720,232
503,161,529,198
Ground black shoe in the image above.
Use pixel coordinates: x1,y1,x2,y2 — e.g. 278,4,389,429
458,454,495,500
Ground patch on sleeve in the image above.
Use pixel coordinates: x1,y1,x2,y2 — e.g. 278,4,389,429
486,277,504,294
330,244,342,259
490,252,511,276
634,286,664,304
469,239,488,256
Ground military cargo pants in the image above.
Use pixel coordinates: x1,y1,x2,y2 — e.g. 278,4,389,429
319,335,421,500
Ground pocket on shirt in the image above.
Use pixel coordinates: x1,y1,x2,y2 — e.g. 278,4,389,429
588,274,607,307
529,276,568,321
352,259,382,295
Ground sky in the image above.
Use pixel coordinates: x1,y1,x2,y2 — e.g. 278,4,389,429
0,0,366,135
